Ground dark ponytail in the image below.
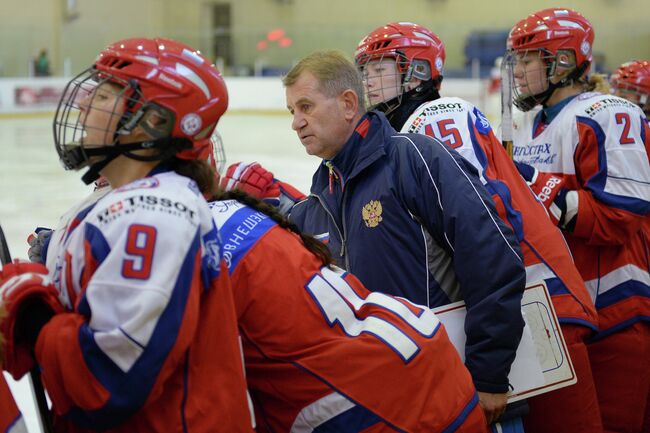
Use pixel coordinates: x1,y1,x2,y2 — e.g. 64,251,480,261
211,189,333,267
167,158,219,197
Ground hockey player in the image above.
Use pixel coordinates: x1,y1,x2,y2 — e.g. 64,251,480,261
209,189,488,432
506,8,650,433
353,22,603,433
610,59,650,120
0,37,253,432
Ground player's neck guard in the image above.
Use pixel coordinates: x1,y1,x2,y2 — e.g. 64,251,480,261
383,79,441,130
515,61,590,112
77,137,192,184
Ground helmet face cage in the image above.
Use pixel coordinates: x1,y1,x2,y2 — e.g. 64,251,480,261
506,48,557,111
355,22,444,114
210,130,226,176
357,52,411,113
53,67,173,171
507,8,594,111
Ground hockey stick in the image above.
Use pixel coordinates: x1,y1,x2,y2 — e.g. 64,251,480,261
500,54,514,158
0,223,54,433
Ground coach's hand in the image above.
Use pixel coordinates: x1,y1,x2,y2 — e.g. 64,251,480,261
478,391,508,425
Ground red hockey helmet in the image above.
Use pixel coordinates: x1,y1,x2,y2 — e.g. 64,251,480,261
355,22,445,83
508,8,594,69
611,60,650,117
506,8,594,110
54,37,228,182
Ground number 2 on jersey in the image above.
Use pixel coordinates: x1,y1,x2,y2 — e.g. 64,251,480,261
122,224,157,279
615,112,635,145
425,119,463,148
306,267,440,363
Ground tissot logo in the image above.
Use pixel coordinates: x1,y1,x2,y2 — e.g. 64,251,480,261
96,195,196,224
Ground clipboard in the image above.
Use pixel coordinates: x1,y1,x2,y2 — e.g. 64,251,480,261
432,281,576,402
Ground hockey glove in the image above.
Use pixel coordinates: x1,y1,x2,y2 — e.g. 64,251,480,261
27,227,53,264
514,162,578,229
220,162,282,206
0,260,64,379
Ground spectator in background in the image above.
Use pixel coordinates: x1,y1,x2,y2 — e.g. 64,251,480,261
34,49,50,77
508,8,650,433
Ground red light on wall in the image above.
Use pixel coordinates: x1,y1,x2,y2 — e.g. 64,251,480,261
278,37,293,48
267,29,285,41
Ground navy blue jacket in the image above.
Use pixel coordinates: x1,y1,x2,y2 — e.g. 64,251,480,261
289,111,526,393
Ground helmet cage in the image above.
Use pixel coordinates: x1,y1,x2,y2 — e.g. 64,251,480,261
506,47,587,111
357,50,434,115
357,51,415,114
54,67,179,172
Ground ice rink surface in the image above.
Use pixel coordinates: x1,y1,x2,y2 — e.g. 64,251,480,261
1,111,317,433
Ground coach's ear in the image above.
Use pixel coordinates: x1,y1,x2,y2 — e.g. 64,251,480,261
339,89,360,121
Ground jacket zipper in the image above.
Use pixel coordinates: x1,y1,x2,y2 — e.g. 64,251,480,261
312,194,349,268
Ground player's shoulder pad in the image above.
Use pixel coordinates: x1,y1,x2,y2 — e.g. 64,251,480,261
403,96,472,134
208,199,277,273
87,172,203,228
574,92,643,122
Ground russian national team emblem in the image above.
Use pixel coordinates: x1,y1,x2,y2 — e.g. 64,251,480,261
362,200,383,228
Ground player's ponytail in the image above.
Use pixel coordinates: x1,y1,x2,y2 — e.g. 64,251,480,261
586,73,610,94
167,158,219,197
211,189,333,267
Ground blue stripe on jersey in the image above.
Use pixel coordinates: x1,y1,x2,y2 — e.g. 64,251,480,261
312,404,382,433
85,223,111,262
68,230,201,429
545,276,571,296
442,392,480,433
467,113,525,241
641,115,647,143
64,202,99,243
76,224,112,318
594,279,650,310
577,116,650,215
201,222,222,288
218,205,276,275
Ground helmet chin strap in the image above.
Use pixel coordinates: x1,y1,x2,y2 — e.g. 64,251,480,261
380,79,441,130
79,137,192,184
515,61,590,111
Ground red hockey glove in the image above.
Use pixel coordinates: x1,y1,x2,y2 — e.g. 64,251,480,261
514,162,579,229
0,261,64,379
220,162,281,204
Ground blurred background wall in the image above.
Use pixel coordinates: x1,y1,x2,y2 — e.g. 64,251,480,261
1,0,648,78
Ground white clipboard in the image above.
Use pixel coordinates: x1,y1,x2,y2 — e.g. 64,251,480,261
432,281,576,402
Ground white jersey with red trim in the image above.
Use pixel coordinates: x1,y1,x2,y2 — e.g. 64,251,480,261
36,171,252,432
512,92,650,335
402,96,598,329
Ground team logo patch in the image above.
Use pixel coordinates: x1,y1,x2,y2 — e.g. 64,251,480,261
115,177,160,192
580,41,590,56
181,113,202,135
362,200,383,228
435,56,443,72
473,107,492,134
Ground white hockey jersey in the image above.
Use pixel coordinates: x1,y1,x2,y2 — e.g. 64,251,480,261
512,92,650,335
401,96,598,328
34,171,252,432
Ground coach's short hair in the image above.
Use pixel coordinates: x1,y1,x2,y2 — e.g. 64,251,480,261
283,50,365,111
